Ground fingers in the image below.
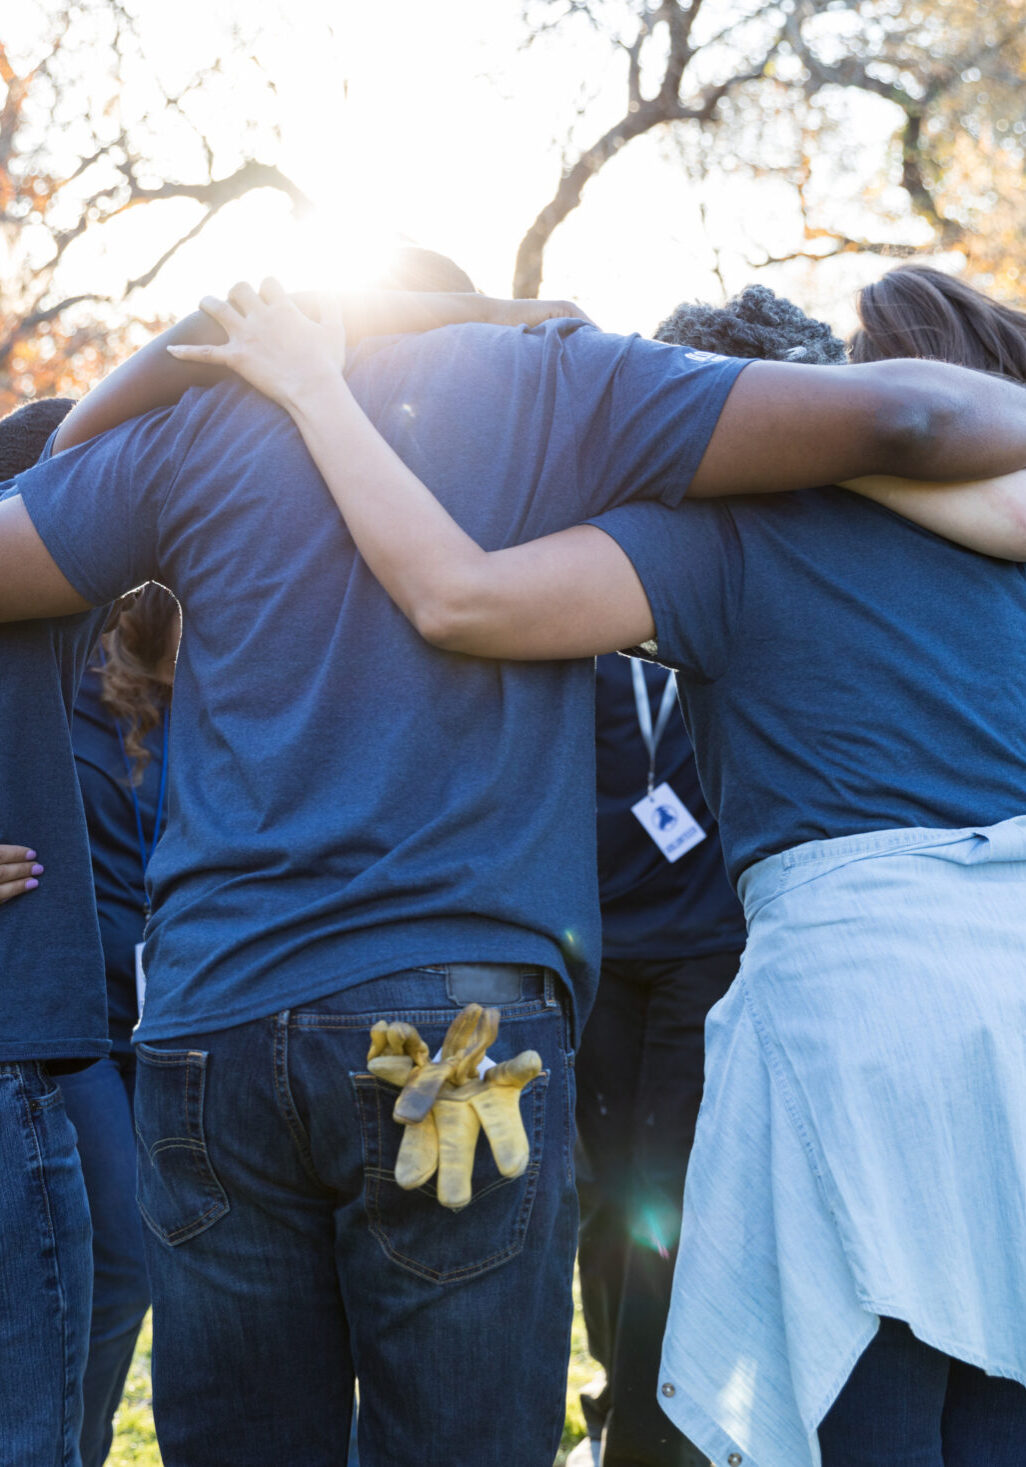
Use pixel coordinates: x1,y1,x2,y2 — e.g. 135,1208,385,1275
367,1054,415,1087
0,849,43,906
367,1019,429,1067
471,1087,531,1179
434,1100,480,1209
452,1006,499,1086
226,281,262,316
394,1113,439,1191
259,277,289,306
439,1003,483,1062
487,1050,543,1090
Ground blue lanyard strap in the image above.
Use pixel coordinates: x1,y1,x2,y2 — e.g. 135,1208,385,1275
113,707,170,880
630,657,678,795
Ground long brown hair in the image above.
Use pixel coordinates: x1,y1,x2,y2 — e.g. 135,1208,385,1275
98,584,180,784
851,265,1026,382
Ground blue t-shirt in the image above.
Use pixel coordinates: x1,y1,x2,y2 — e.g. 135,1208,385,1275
595,653,744,959
0,514,110,1059
73,665,168,1050
591,489,1026,883
16,321,747,1040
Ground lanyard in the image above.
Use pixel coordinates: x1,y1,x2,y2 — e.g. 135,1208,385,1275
630,657,678,795
113,709,169,911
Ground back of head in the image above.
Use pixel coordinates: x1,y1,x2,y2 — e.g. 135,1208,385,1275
654,284,848,365
851,265,1026,383
0,398,75,480
373,246,476,295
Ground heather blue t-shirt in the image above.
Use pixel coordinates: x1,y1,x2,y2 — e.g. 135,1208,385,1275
0,503,110,1059
16,320,747,1039
591,489,1026,883
73,665,168,1051
595,653,744,959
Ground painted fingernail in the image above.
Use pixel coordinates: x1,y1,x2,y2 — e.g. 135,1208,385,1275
25,850,36,860
24,878,38,891
31,864,44,875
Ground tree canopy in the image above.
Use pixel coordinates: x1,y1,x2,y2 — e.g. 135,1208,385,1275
513,0,1026,298
0,0,308,413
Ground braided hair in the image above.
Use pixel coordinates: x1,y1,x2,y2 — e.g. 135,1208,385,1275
654,284,848,365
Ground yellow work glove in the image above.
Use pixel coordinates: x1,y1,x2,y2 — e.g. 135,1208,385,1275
366,1007,543,1210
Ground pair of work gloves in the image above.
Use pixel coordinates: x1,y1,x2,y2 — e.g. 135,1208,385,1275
367,1003,542,1210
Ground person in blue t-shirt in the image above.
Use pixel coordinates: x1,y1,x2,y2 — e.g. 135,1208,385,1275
571,653,745,1467
174,283,1026,1467
3,284,1026,1467
57,583,178,1467
0,396,111,1467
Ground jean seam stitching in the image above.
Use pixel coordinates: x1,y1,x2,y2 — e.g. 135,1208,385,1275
272,1012,323,1187
17,1068,72,1457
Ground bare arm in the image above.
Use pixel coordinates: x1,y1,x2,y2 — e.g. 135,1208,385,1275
0,496,92,619
54,289,590,453
689,357,1026,496
841,471,1026,560
167,282,1026,664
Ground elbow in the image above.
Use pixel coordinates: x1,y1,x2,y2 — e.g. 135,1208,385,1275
867,363,964,477
407,588,479,653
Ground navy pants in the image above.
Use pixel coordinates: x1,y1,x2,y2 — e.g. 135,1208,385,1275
575,951,740,1467
819,1316,1026,1465
0,1060,92,1467
58,1054,150,1467
135,965,578,1467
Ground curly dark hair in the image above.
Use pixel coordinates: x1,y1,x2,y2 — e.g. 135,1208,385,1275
0,397,76,480
654,284,848,365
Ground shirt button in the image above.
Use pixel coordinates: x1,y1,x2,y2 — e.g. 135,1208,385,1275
660,1382,676,1397
727,1455,743,1465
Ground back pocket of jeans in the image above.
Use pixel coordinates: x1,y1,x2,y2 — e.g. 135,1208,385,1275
352,1071,548,1284
134,1043,229,1246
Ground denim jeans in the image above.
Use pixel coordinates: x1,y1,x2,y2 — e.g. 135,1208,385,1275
818,1316,1026,1465
0,1060,92,1467
58,1055,150,1467
136,964,578,1467
575,952,739,1467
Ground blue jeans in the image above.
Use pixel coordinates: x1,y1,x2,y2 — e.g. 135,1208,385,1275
818,1316,1026,1465
135,965,578,1467
58,1055,150,1467
0,1060,92,1467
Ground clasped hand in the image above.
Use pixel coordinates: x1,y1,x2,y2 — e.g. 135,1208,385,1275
367,1004,543,1210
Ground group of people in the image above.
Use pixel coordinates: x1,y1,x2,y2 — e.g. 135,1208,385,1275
0,245,1024,1467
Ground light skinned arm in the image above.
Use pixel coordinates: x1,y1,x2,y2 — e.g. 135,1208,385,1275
839,471,1026,559
53,288,591,453
165,281,1026,661
0,846,43,905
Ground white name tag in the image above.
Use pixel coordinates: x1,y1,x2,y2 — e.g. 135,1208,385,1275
631,782,707,863
135,942,147,1016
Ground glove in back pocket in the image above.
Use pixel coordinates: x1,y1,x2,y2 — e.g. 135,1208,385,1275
135,1043,230,1246
353,1070,548,1283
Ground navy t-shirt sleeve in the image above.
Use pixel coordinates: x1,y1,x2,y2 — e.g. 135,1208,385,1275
587,499,744,681
568,332,751,512
16,406,184,603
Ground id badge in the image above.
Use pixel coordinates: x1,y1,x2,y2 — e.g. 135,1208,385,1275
135,942,147,1015
631,782,707,863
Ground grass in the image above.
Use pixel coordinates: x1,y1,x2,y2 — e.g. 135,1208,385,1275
109,1275,599,1466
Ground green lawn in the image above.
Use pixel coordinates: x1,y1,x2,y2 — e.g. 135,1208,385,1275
109,1278,598,1466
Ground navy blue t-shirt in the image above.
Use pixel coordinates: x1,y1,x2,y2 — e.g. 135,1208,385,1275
591,489,1026,883
595,653,744,959
0,502,110,1059
15,321,748,1039
73,665,168,1050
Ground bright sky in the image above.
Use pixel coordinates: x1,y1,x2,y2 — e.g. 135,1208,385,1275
16,0,939,339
